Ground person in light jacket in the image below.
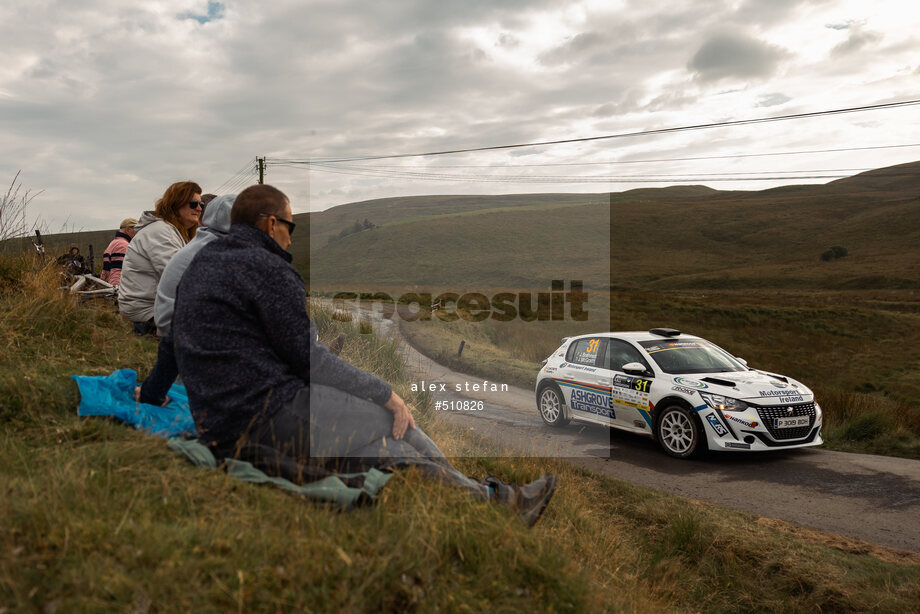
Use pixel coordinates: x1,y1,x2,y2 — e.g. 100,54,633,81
117,181,202,335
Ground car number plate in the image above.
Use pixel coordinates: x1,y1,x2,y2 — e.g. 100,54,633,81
774,416,809,429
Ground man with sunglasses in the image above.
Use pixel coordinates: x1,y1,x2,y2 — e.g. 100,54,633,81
171,184,557,526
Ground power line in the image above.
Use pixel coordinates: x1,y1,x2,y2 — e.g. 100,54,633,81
283,163,859,185
271,142,920,169
273,98,920,163
213,158,257,194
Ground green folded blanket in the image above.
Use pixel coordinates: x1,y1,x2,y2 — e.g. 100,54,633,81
168,438,392,510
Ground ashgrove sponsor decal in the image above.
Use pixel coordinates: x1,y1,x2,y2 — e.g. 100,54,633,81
724,441,751,449
671,385,697,395
333,280,588,322
673,377,708,389
705,412,728,437
725,414,758,428
570,388,615,419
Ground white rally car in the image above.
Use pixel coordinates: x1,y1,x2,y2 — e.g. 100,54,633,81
535,328,823,458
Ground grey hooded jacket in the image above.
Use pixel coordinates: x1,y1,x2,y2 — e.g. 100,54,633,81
154,195,235,335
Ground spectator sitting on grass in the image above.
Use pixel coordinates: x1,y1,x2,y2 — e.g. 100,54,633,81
117,181,203,335
100,218,137,286
171,184,558,526
57,246,87,276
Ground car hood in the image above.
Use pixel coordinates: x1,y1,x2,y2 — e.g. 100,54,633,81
671,370,814,404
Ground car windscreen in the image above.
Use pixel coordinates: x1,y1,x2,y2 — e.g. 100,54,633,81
638,339,746,374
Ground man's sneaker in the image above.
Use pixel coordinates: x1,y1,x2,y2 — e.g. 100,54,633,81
483,473,558,527
328,333,346,356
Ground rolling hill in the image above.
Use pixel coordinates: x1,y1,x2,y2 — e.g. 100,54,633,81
10,160,919,293
305,160,920,292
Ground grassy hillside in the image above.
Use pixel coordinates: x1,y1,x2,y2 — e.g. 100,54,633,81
303,160,920,291
3,255,920,612
18,160,920,290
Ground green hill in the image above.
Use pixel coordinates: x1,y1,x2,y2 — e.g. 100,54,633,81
303,161,920,291
12,160,919,290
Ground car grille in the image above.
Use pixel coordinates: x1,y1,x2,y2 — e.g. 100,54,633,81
754,402,816,441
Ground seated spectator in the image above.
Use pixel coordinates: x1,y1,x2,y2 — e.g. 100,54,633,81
172,184,558,525
117,181,202,335
136,194,235,406
57,246,87,276
100,218,137,286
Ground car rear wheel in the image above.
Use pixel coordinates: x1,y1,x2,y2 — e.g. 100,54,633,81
656,404,703,458
538,386,569,427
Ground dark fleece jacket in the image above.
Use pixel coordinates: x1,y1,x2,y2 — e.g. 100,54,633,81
172,222,392,449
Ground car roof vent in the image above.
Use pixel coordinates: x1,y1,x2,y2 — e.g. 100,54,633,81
649,328,681,337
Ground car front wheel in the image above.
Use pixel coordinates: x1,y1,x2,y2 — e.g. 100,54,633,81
538,386,569,427
656,404,704,458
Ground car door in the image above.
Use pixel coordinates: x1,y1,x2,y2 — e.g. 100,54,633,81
605,338,656,433
556,336,613,426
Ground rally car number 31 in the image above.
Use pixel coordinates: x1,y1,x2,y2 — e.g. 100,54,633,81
535,328,823,458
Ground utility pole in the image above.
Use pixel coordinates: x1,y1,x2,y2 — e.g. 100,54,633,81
257,157,265,184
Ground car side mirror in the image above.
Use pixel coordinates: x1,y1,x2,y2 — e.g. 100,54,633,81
735,357,748,367
622,362,647,375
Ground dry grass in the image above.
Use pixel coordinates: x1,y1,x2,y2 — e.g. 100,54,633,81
2,254,920,612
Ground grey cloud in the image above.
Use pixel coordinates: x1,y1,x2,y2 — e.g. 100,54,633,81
831,27,883,57
733,0,832,27
496,33,520,48
538,31,607,67
688,32,789,82
756,93,791,107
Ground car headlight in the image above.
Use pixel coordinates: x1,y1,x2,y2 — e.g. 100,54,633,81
699,392,749,412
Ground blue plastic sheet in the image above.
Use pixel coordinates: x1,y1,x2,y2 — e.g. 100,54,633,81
71,368,197,438
71,369,389,508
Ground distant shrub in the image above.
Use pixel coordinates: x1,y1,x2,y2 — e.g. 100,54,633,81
820,245,848,261
328,218,377,244
841,411,895,442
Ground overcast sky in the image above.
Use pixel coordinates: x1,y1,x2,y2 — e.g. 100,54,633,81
1,0,918,232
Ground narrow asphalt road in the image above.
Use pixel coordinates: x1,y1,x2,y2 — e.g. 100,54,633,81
342,302,920,554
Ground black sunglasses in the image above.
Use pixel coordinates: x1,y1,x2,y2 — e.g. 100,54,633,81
258,213,296,235
188,200,204,209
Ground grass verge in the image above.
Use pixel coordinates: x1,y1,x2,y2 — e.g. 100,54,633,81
2,256,920,612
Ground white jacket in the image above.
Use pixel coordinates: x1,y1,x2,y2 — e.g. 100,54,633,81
117,212,186,323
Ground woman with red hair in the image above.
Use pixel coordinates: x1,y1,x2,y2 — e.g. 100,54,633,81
118,181,203,334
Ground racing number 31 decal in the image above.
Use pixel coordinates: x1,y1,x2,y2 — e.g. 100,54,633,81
633,378,651,393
